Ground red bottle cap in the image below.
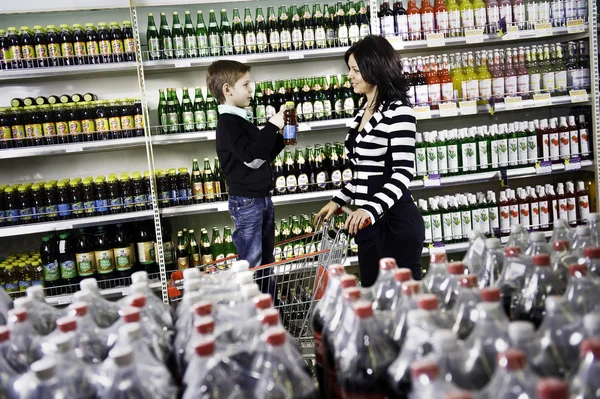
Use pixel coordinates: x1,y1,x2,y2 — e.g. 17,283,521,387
481,287,501,302
56,316,77,333
444,391,473,399
129,294,146,308
584,247,600,259
580,338,600,357
195,338,215,357
329,264,345,276
410,360,439,380
533,254,551,266
340,275,357,289
260,309,281,327
379,257,397,271
430,253,447,264
537,378,569,399
353,301,374,318
418,294,438,311
68,303,88,317
569,264,587,276
448,262,465,275
10,309,27,323
119,307,141,323
266,328,287,346
552,241,570,252
195,317,215,334
193,301,212,316
497,349,526,371
254,294,273,310
0,327,9,342
504,247,521,257
460,275,478,288
402,281,420,296
394,268,412,282
343,287,361,301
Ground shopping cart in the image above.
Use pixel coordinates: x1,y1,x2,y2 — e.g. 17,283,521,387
166,217,350,358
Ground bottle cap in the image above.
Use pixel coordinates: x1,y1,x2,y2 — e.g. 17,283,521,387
497,349,526,370
553,240,571,251
119,307,141,323
260,309,281,327
486,238,501,249
568,263,587,276
410,360,439,380
193,301,212,316
56,316,77,333
118,322,142,342
235,271,255,285
195,338,216,356
340,274,357,289
329,264,344,276
254,293,273,310
195,316,215,334
511,225,524,235
508,321,535,342
584,247,600,259
343,287,361,301
402,281,420,296
353,300,374,318
537,378,569,399
80,278,99,292
68,302,88,317
504,247,521,257
481,287,501,302
0,327,9,342
448,262,465,275
379,257,397,271
129,294,147,308
394,268,412,282
430,253,447,264
581,338,600,357
183,278,202,292
460,274,478,288
265,327,287,346
26,285,45,301
418,294,438,311
533,254,551,266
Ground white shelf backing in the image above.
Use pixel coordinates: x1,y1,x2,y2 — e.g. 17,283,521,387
0,0,130,14
0,62,137,83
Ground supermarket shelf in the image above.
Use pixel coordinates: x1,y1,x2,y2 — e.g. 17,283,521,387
0,210,154,239
0,0,130,14
0,137,148,160
133,0,251,6
42,279,162,306
0,62,137,82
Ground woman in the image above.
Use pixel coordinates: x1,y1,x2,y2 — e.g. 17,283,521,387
316,35,425,286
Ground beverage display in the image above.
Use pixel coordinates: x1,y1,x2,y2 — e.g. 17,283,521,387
169,225,236,270
145,4,371,60
0,22,136,71
0,95,144,149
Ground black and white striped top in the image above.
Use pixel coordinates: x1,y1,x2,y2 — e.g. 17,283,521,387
332,100,417,224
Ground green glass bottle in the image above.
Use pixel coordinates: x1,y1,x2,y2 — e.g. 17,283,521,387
302,4,315,49
181,87,194,133
223,226,236,257
313,4,327,49
290,5,303,50
341,74,355,118
159,12,173,59
255,82,267,126
244,8,256,54
267,6,280,52
146,13,161,60
157,89,168,134
335,2,349,47
206,91,218,130
255,7,268,53
324,4,336,48
211,227,225,264
166,100,179,134
196,11,209,57
279,6,292,51
203,157,215,202
220,9,233,55
193,86,206,131
301,78,314,121
232,8,245,55
191,158,204,204
171,12,185,59
207,10,221,57
313,78,324,120
183,11,197,58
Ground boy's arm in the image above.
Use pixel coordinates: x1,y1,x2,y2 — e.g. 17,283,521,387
269,133,285,162
223,120,281,169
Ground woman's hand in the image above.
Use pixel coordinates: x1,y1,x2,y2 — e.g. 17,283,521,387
345,209,371,235
314,201,339,229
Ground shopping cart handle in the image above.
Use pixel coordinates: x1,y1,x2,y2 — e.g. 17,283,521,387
337,206,371,230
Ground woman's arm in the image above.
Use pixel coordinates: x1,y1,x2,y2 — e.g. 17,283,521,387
361,105,416,224
331,179,356,208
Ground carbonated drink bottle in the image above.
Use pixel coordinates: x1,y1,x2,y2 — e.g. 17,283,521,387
564,263,600,316
422,253,450,304
372,258,399,311
478,349,538,399
451,274,481,339
570,339,600,398
478,238,504,288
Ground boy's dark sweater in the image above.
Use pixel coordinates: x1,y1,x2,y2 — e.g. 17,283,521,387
216,113,285,198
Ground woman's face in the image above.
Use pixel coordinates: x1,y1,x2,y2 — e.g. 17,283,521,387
347,54,376,96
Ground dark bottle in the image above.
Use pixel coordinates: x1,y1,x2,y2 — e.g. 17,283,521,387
314,147,330,191
71,24,87,65
74,229,96,280
59,24,75,66
177,168,191,205
30,183,45,223
0,108,11,150
20,26,36,69
9,107,25,148
132,172,147,211
67,104,82,143
54,105,70,144
136,221,158,275
29,106,44,146
69,179,84,219
107,175,123,214
120,99,134,138
4,187,19,226
133,98,144,137
44,183,58,222
143,171,154,208
32,26,48,68
214,157,226,201
113,224,133,279
95,101,110,140
82,179,96,217
122,21,136,62
56,181,72,220
80,102,95,142
40,105,56,145
40,234,61,288
109,22,124,63
6,28,22,69
94,226,115,281
176,231,189,270
97,23,113,64
0,30,7,70
85,23,100,65
46,25,62,67
17,186,33,225
108,101,122,140
168,169,179,206
120,173,134,213
161,218,175,270
57,232,78,286
156,170,170,208
94,176,110,216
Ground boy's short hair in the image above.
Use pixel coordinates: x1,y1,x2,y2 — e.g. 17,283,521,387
206,60,252,104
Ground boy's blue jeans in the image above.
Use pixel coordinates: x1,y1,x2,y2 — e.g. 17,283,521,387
228,195,277,297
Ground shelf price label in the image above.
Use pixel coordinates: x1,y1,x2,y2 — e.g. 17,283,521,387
386,36,404,50
439,102,458,117
298,123,311,131
533,93,551,105
504,96,523,110
569,89,589,103
536,160,552,175
426,33,445,47
459,100,477,115
567,19,585,33
502,25,520,40
414,105,432,120
289,52,305,60
429,241,446,255
57,296,74,305
174,60,191,68
565,156,582,171
423,173,441,187
465,28,484,43
535,22,553,36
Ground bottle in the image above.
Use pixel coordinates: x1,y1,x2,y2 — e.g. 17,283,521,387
254,7,268,53
40,235,60,288
19,26,36,69
112,224,133,279
283,101,298,145
187,229,201,269
57,232,78,286
136,221,157,275
159,13,173,59
219,9,233,55
74,229,96,280
96,23,113,64
191,159,204,204
203,158,215,203
175,232,189,270
406,0,422,40
460,0,476,30
109,22,124,63
32,26,48,68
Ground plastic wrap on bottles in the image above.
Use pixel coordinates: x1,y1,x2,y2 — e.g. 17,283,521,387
506,225,530,253
5,309,42,373
508,321,540,366
478,349,538,399
427,330,467,388
372,258,400,311
392,281,421,346
550,240,578,295
525,231,552,258
496,247,531,317
0,286,12,326
570,339,600,398
13,295,61,337
127,281,173,329
390,268,414,311
564,264,600,316
584,313,600,338
182,337,221,394
531,296,583,378
478,238,504,288
25,286,63,333
79,278,120,328
462,231,487,276
0,326,19,394
175,278,203,321
255,308,305,371
95,346,156,399
66,302,110,364
584,247,600,279
125,295,173,360
422,253,451,304
410,360,456,399
11,358,71,399
441,262,466,313
572,225,593,257
451,275,481,340
174,299,211,371
551,219,574,245
536,378,570,399
588,213,600,246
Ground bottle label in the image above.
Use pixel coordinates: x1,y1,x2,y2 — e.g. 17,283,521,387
461,210,472,237
148,38,160,58
57,203,71,217
408,14,422,39
256,31,268,49
330,170,343,188
530,73,541,94
192,182,203,200
517,137,528,165
35,44,48,59
427,147,439,174
492,77,504,98
194,110,206,130
4,283,18,294
137,242,155,265
579,194,590,220
508,138,518,165
298,173,309,191
275,176,286,194
441,213,453,241
461,8,475,28
396,14,409,37
472,208,481,230
421,12,435,33
95,250,115,274
204,181,215,199
479,208,490,234
183,111,194,131
69,120,82,134
207,110,218,128
48,43,61,57
81,119,95,134
283,125,297,140
464,142,477,171
449,10,461,30
111,39,124,54
447,144,459,173
60,260,77,279
437,145,448,174
60,42,74,57
504,76,517,96
465,80,479,100
500,3,513,22
72,41,86,56
43,260,60,282
488,206,499,229
343,98,354,116
474,7,487,27
303,102,314,120
1,126,12,140
519,203,531,227
513,3,526,22
441,82,454,102
55,121,68,136
121,116,134,130
570,129,579,157
233,33,245,53
316,172,327,188
436,11,449,32
95,199,108,213
99,40,112,55
478,141,488,169
18,280,32,292
542,72,555,92
499,205,510,231
451,211,462,239
428,83,441,104
124,38,135,53
202,254,213,265
76,252,95,276
517,75,530,95
497,138,508,167
526,135,537,162
559,131,570,157
580,129,590,155
286,175,298,193
113,247,132,271
431,214,443,241
530,200,540,227
549,132,559,160
415,85,429,106
21,45,34,60
509,204,520,226
555,71,567,91
567,197,577,222
95,118,109,132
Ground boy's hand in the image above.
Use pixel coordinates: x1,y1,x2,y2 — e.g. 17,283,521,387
269,107,285,130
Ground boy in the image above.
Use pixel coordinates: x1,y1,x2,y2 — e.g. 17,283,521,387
207,60,285,294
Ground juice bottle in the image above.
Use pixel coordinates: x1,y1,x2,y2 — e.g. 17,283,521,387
439,54,454,102
517,188,531,228
578,115,590,160
85,23,100,65
72,24,87,66
45,25,62,67
491,50,505,102
517,121,528,166
499,0,513,25
567,115,579,159
447,0,462,37
33,26,48,68
406,0,422,40
75,229,96,279
58,232,78,286
120,173,134,213
537,118,550,162
557,116,570,161
515,47,530,99
421,0,436,34
69,177,85,220
20,26,35,69
40,234,60,288
504,48,518,97
119,99,134,138
107,175,122,214
67,104,82,143
30,184,44,223
463,51,479,101
95,176,109,216
507,123,518,167
30,261,44,287
507,189,519,228
576,181,590,224
548,117,560,162
565,181,577,227
546,184,559,222
460,0,475,30
113,224,133,279
427,57,441,108
527,121,538,164
136,221,158,275
6,27,22,70
97,23,113,64
556,183,568,222
513,0,526,29
434,0,449,36
498,190,510,235
3,265,19,294
109,22,124,63
56,182,71,220
17,186,32,225
132,172,147,211
133,98,144,137
122,21,136,62
43,183,57,222
486,0,500,33
526,187,540,230
94,226,115,281
59,24,74,66
82,179,96,217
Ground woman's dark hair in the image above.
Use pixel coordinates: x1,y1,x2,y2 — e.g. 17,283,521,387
344,35,411,110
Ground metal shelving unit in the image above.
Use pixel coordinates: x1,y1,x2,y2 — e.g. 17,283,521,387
0,62,137,82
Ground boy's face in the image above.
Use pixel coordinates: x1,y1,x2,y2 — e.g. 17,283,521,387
225,71,253,108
